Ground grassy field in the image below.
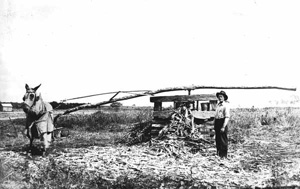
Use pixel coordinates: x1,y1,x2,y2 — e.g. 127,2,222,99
0,107,300,188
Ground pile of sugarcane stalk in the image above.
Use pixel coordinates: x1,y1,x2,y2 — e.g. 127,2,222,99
126,121,153,145
127,116,214,156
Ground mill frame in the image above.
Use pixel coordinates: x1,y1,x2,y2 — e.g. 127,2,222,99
149,93,219,140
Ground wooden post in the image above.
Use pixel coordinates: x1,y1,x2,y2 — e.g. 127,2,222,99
209,100,218,111
154,102,162,111
196,101,199,111
188,89,191,95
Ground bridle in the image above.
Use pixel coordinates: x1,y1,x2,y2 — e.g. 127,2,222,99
23,90,37,109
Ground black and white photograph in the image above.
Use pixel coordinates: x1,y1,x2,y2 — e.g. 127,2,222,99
1,0,300,188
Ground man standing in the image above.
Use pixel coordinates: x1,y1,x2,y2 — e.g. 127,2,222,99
214,91,230,158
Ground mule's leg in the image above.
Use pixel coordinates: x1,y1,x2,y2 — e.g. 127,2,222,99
42,133,52,156
41,133,46,156
45,133,52,149
28,138,33,154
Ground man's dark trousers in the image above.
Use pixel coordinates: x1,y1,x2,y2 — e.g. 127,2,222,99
214,118,228,158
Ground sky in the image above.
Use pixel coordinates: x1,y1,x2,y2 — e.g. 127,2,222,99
0,0,299,108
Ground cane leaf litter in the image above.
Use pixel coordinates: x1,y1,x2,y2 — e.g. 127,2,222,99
1,107,300,188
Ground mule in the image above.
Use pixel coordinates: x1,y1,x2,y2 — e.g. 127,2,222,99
22,84,54,156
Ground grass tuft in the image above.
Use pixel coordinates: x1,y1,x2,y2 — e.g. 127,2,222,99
56,109,152,132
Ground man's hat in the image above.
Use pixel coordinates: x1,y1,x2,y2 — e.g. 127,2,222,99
216,90,228,101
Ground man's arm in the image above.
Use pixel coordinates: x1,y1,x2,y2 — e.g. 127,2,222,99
221,104,230,132
220,117,229,132
223,117,230,128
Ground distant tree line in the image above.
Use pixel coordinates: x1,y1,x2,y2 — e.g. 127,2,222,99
49,102,85,109
10,102,23,109
3,101,148,111
7,102,85,110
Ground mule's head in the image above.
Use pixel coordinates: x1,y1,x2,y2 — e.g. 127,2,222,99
22,84,41,113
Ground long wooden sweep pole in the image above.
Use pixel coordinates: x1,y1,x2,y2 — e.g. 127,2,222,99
53,85,296,123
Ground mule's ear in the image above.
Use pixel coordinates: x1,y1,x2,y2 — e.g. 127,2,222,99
33,84,41,92
36,93,42,101
25,84,30,90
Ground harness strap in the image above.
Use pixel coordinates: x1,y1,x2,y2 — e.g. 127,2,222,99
28,110,52,128
27,110,53,139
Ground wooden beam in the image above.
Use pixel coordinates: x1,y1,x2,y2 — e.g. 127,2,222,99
109,91,121,101
54,85,296,123
192,111,216,119
151,85,297,93
150,94,217,103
